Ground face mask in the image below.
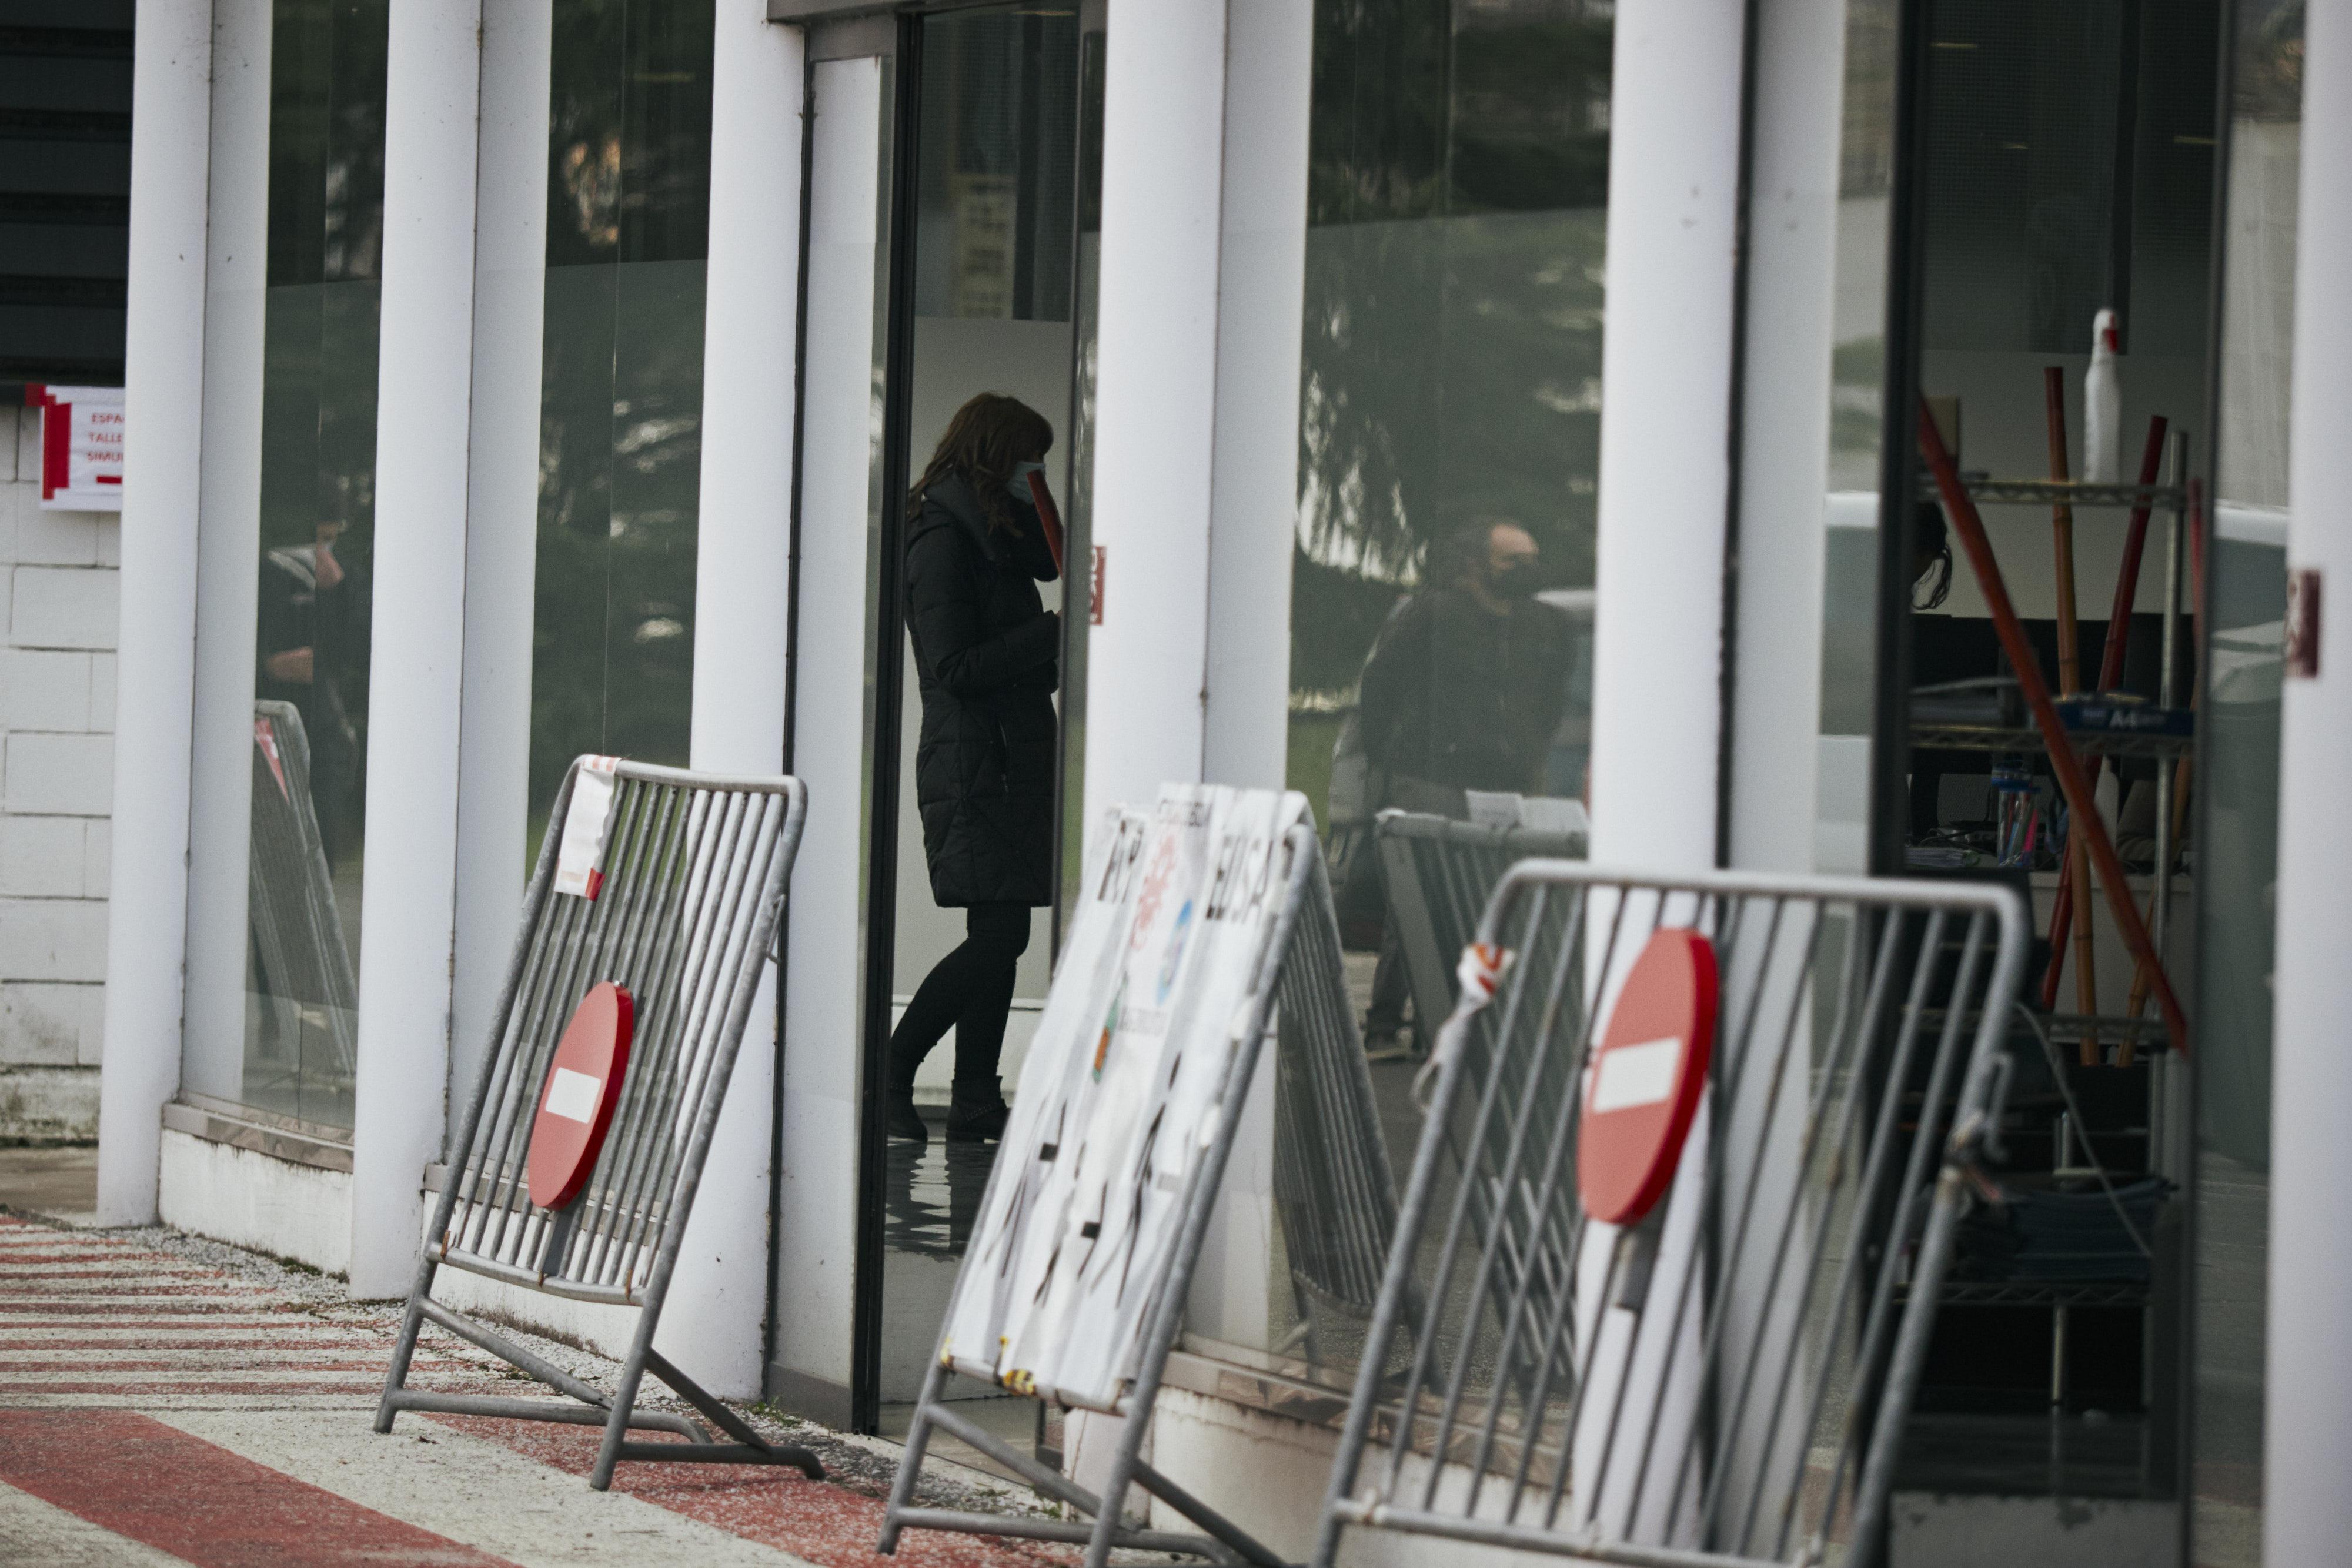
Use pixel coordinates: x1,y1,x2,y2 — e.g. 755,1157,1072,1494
1492,563,1541,598
1008,460,1047,502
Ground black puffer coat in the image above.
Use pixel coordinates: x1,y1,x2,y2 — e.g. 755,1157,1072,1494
905,473,1061,908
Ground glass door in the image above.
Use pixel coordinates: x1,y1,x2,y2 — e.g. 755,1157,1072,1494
804,3,1099,1442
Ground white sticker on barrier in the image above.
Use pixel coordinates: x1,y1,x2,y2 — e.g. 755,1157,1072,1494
543,1066,602,1124
552,757,621,899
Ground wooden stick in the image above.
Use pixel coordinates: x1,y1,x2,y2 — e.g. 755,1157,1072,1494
2125,476,2205,1033
1919,400,2189,1057
2040,368,2101,1060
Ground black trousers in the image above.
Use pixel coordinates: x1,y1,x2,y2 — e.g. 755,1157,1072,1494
886,903,1033,1103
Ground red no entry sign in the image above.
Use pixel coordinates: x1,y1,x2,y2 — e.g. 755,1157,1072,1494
527,982,636,1211
1577,928,1718,1226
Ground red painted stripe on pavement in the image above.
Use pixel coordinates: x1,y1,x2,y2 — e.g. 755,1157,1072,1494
435,1415,1073,1568
0,1409,517,1567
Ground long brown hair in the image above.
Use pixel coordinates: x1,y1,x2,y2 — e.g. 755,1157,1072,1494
911,393,1054,536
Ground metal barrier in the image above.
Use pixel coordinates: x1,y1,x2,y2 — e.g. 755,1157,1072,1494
1374,810,1591,1392
1315,861,2029,1567
376,757,823,1490
882,798,1398,1568
248,700,359,1077
1273,841,1402,1326
1376,809,1586,1055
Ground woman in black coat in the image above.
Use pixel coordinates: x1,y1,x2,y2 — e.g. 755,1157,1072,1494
885,393,1062,1144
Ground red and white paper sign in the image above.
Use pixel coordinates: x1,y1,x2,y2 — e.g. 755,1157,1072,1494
28,385,124,513
526,981,635,1211
1578,927,1719,1227
552,756,621,899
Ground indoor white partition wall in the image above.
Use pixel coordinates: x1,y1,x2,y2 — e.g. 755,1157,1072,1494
96,0,215,1225
449,0,553,1166
345,0,486,1300
2267,4,2352,1558
771,45,886,1425
666,1,806,1402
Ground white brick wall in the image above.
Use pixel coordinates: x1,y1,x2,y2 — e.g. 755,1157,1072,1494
0,408,116,1139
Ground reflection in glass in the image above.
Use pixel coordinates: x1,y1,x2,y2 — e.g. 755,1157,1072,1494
2192,4,2301,1557
238,0,390,1129
528,0,715,855
1274,0,1609,1381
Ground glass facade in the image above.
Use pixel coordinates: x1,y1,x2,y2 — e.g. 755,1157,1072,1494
1291,0,1609,1049
528,0,716,855
191,0,390,1130
1220,0,1610,1383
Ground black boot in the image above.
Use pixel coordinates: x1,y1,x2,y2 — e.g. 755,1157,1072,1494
946,1086,1010,1142
886,1092,928,1143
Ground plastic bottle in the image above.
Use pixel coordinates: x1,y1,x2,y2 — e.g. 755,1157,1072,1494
2083,309,2122,483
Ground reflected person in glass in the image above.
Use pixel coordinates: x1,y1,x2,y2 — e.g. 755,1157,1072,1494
886,394,1063,1145
1356,520,1576,1055
256,520,365,867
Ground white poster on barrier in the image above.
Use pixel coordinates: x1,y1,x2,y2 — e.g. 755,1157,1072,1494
938,783,1310,1412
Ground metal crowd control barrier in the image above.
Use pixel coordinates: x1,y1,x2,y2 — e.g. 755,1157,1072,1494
248,700,359,1076
376,757,823,1490
1315,861,2029,1567
882,810,1399,1568
1376,809,1586,1056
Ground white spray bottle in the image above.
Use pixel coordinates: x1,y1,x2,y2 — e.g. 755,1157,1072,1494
2083,309,2122,482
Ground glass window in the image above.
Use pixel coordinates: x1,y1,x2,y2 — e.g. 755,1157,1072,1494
183,0,389,1131
1291,0,1608,1022
528,0,716,856
1257,0,1609,1379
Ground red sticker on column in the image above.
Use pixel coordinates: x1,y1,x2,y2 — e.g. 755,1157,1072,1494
526,982,636,1211
1577,928,1718,1226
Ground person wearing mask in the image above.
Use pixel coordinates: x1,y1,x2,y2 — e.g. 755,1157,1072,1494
886,394,1063,1144
1355,519,1576,1054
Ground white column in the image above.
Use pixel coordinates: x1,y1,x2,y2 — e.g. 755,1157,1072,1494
1200,1,1312,791
1585,0,1746,871
1081,2,1229,817
346,0,483,1298
663,2,804,1402
1726,0,1843,874
2266,4,2352,1559
448,0,553,1155
1085,0,1315,817
1573,0,1746,1540
95,0,213,1225
771,48,884,1425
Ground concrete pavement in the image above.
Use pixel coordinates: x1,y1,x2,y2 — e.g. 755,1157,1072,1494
0,1210,1086,1566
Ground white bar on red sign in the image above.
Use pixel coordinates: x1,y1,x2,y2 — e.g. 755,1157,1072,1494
1589,1036,1682,1113
543,1067,602,1124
